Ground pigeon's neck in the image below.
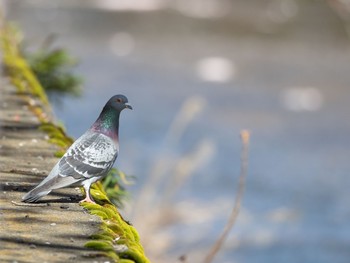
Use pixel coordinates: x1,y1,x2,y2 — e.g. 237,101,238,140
91,106,120,139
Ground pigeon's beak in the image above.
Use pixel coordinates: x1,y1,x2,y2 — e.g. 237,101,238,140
125,103,133,110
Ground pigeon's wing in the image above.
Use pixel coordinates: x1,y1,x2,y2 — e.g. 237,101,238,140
22,132,118,203
59,132,118,180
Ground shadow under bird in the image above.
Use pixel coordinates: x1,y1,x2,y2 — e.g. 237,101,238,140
22,95,132,203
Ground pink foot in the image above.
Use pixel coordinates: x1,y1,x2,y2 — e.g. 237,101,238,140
79,196,96,204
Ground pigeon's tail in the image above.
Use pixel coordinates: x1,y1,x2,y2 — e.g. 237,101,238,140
22,185,51,203
22,173,81,203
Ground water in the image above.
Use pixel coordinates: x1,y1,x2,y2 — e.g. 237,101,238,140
5,0,350,262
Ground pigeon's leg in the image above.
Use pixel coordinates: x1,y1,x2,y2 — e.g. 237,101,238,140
79,182,95,204
80,195,95,204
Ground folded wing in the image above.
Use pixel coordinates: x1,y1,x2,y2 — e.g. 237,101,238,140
59,131,118,179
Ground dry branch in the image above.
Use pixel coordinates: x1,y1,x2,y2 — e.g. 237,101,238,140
203,130,250,263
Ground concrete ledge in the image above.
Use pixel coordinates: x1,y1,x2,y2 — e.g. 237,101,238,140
0,80,110,262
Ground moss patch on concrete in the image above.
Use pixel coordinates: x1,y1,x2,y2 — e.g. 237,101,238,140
82,183,150,263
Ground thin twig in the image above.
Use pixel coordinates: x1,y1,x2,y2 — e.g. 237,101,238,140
11,201,49,207
203,130,250,263
132,96,206,219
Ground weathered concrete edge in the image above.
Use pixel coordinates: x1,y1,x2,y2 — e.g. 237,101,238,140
0,82,109,262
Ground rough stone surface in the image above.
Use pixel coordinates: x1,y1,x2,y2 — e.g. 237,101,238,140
0,80,109,262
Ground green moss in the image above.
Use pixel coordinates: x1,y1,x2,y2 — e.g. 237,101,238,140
81,182,150,263
39,122,74,153
26,46,82,97
85,240,114,251
1,24,49,105
102,168,132,208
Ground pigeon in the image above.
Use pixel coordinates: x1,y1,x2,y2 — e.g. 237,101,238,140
22,94,132,203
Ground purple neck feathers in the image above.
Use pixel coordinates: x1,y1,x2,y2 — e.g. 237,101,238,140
90,106,120,141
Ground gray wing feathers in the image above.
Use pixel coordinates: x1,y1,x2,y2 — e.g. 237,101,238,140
59,132,118,179
22,131,118,202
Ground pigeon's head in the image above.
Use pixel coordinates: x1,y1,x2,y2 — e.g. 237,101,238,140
107,94,132,112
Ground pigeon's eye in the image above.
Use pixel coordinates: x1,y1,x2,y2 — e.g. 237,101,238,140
116,98,122,103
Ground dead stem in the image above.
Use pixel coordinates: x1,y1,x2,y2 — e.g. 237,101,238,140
203,130,250,263
11,201,49,207
131,96,205,220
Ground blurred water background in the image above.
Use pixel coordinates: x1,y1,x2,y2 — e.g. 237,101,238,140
3,0,350,262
